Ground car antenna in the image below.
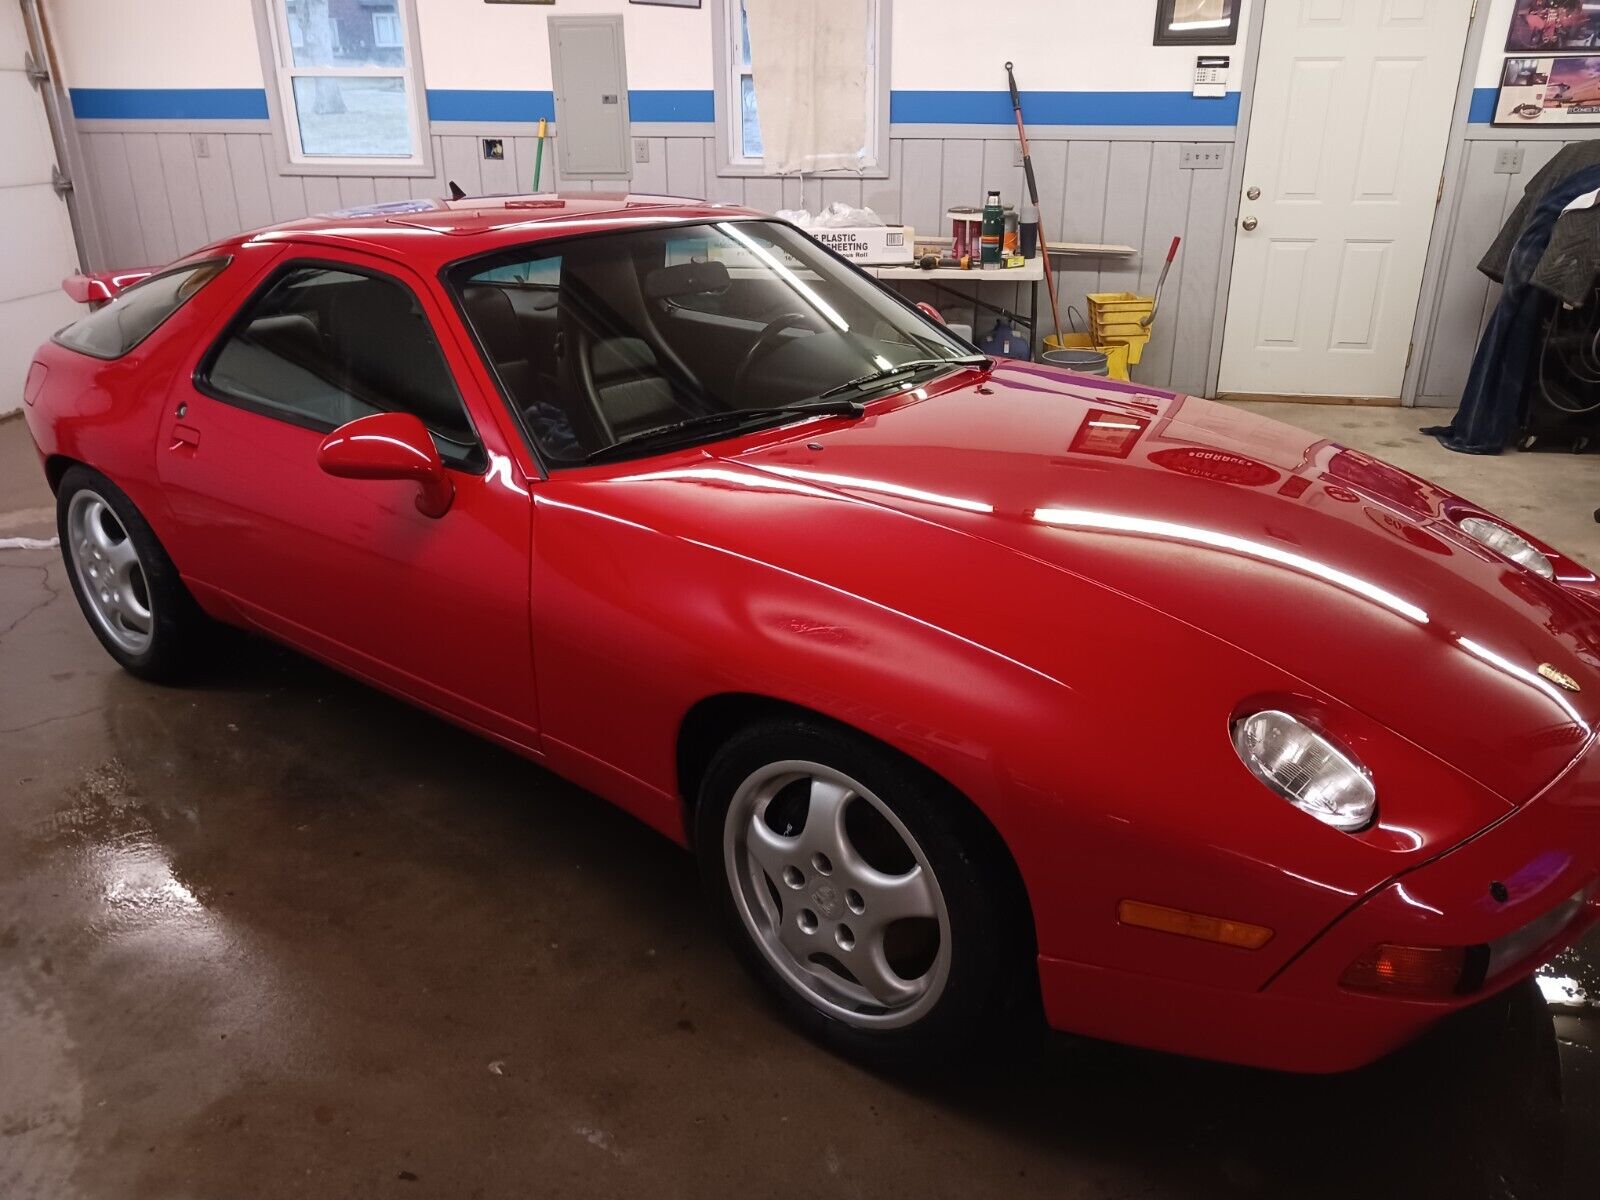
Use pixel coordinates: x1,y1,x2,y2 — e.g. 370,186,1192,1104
448,181,467,201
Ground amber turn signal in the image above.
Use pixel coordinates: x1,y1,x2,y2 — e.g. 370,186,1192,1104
1339,943,1476,997
1117,900,1274,950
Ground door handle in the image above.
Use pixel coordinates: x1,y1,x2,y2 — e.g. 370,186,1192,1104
1241,216,1259,232
170,423,201,449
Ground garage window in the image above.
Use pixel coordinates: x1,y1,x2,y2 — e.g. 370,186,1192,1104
255,0,431,174
199,263,480,468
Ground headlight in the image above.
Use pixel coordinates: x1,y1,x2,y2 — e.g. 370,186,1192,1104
1457,516,1555,579
1231,710,1375,832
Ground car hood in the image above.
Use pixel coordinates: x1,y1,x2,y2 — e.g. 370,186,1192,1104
723,363,1600,804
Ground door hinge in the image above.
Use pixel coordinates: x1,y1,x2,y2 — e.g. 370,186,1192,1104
23,50,50,86
1470,0,1479,20
1406,342,1414,369
51,165,73,197
1437,174,1445,205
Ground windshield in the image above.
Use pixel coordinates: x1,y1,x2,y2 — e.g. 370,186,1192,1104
446,219,978,465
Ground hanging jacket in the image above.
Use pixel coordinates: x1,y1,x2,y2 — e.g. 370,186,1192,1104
1423,162,1600,454
1480,141,1600,308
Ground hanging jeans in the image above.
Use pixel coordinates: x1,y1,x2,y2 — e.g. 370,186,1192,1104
1422,164,1600,455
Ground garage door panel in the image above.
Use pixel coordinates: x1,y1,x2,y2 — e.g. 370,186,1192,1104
1,183,78,303
0,74,56,189
0,290,77,402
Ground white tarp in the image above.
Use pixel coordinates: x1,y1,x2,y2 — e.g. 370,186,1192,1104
744,0,870,175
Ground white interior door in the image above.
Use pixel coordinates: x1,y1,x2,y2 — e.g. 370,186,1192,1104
1219,0,1472,399
0,2,80,416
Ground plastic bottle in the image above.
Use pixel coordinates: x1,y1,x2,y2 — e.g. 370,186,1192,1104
980,190,1003,270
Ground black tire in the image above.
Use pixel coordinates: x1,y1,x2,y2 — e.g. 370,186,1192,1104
56,465,208,682
695,717,1033,1067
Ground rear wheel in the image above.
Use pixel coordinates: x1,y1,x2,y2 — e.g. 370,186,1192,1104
57,465,207,682
697,718,1028,1064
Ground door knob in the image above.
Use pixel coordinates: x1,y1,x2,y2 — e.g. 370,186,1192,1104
1246,186,1261,200
1241,216,1259,231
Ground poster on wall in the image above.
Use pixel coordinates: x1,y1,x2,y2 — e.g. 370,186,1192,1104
1495,55,1600,125
1506,0,1600,51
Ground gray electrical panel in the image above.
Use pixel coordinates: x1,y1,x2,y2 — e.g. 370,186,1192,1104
548,15,632,182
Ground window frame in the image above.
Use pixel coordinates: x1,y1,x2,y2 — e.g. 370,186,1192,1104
250,0,435,178
711,0,892,179
371,11,402,48
194,256,486,474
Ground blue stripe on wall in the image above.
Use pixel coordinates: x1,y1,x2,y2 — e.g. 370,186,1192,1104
70,87,269,120
427,89,555,122
429,88,714,122
890,90,1241,126
1468,86,1498,124
72,86,1243,127
629,89,716,122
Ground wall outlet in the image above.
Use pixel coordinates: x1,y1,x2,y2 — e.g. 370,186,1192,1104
1494,146,1524,175
193,134,209,158
634,138,650,164
1180,144,1225,170
1013,143,1024,167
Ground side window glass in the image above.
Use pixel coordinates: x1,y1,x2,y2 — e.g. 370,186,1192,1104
55,260,228,359
201,264,479,466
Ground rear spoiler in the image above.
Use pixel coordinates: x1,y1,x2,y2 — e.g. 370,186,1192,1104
62,267,158,306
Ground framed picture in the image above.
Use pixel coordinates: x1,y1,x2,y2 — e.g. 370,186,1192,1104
630,0,701,6
1495,54,1600,125
1506,0,1600,52
1153,0,1240,46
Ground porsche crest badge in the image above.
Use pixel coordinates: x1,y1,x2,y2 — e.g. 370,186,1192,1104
1538,663,1582,692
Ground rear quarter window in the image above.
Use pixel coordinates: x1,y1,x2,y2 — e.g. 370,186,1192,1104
54,259,228,359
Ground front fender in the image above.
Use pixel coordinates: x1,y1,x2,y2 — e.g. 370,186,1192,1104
530,463,1512,997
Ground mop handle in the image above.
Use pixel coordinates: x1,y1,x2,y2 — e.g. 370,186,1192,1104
1141,236,1181,328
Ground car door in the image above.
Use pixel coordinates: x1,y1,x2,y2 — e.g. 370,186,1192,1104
155,244,541,751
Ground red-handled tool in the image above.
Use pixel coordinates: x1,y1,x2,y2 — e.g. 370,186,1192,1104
1004,61,1063,346
1141,236,1181,328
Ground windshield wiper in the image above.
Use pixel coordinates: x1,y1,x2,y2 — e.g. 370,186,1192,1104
581,398,867,464
817,355,990,400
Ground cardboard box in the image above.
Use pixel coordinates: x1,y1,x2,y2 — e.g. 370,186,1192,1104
807,224,914,265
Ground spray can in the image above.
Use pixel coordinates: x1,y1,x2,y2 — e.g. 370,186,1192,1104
980,189,1003,270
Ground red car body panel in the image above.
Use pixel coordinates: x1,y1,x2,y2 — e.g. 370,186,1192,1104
23,194,1600,1072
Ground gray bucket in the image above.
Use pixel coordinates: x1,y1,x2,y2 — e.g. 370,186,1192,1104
1041,348,1110,376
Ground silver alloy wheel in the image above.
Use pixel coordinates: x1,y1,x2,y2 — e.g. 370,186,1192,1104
66,489,153,655
723,759,952,1029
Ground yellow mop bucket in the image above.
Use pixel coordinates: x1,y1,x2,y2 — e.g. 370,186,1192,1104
1085,236,1180,367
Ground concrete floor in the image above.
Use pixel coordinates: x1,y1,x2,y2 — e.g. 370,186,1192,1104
3,404,1599,1199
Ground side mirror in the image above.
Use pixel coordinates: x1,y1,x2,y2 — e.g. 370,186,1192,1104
317,412,454,518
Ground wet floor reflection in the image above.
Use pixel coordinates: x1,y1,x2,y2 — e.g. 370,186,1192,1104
4,578,1600,1198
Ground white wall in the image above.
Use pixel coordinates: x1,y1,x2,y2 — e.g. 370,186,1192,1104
415,0,712,92
51,0,1251,96
52,1,262,89
1474,0,1517,89
893,0,1254,92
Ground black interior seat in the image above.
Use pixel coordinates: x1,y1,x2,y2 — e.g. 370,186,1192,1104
586,337,682,437
462,284,543,408
326,279,470,439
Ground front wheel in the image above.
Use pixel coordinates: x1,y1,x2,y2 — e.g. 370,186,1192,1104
696,719,1029,1064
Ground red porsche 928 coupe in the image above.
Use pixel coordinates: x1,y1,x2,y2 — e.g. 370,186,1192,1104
21,192,1600,1073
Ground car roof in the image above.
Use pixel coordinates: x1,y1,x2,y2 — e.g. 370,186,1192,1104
233,191,767,271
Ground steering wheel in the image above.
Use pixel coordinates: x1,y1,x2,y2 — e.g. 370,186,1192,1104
733,312,823,403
